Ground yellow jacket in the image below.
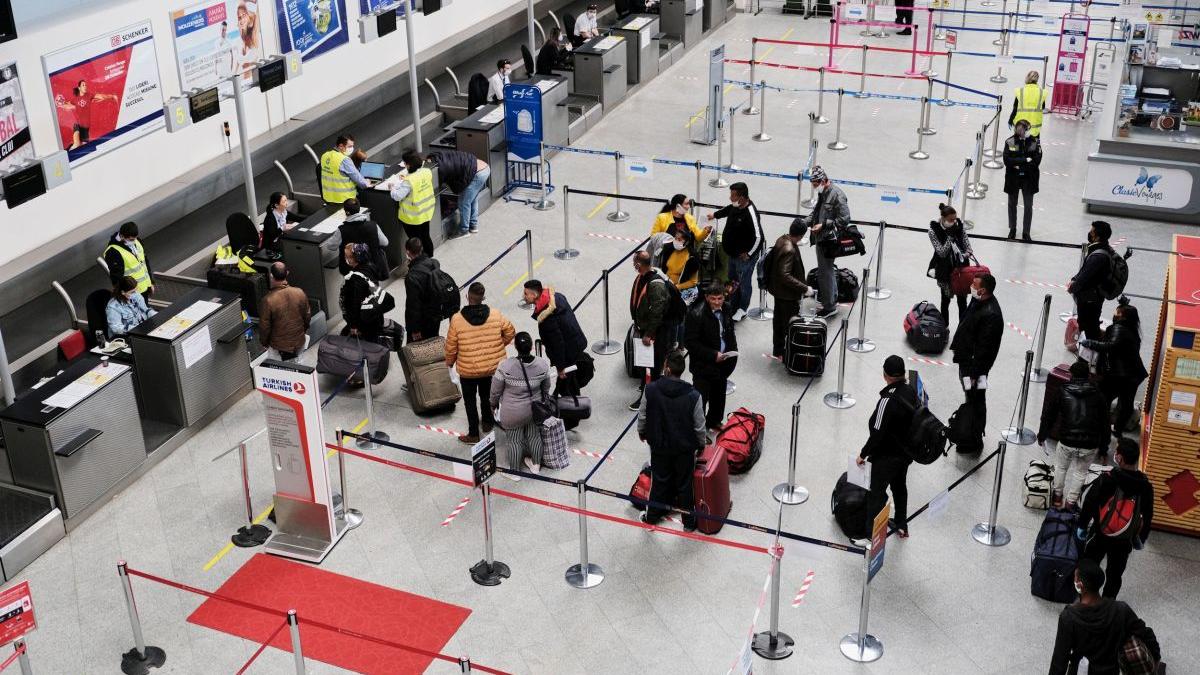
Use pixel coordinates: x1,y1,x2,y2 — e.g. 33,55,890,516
651,212,710,243
445,305,516,378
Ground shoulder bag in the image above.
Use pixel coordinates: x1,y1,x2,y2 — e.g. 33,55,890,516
519,360,557,425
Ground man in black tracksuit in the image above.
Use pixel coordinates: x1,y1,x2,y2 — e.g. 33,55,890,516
637,352,705,531
1069,220,1117,341
1079,438,1154,599
949,273,1004,453
857,355,918,537
705,182,764,317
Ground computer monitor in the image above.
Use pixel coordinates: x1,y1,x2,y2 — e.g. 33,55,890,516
358,161,388,181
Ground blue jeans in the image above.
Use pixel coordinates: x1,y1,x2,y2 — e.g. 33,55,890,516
459,166,490,232
727,254,755,313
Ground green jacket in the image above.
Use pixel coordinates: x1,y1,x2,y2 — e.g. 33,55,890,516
631,271,670,334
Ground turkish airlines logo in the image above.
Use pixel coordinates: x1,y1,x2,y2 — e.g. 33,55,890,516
293,382,306,395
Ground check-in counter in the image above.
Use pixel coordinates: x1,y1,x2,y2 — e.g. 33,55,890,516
126,288,250,428
531,75,570,147
662,0,703,48
611,15,660,85
359,165,445,268
0,356,146,520
456,104,508,199
703,0,726,32
280,206,350,322
575,35,629,111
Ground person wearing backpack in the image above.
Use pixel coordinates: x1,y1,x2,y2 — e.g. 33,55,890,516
765,220,816,358
1048,559,1158,675
403,237,455,342
1069,221,1122,341
685,282,740,435
1079,300,1148,437
855,355,918,538
926,203,973,324
1038,359,1111,509
628,251,676,409
1078,439,1154,599
636,351,704,531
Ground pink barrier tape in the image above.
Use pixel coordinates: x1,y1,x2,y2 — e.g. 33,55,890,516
234,619,289,675
792,570,816,607
0,644,25,672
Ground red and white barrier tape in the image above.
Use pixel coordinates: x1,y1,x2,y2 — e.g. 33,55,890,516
418,424,464,437
1006,322,1033,341
1004,278,1068,290
727,546,782,675
908,356,950,367
441,495,472,527
588,232,644,244
573,448,604,459
792,570,815,607
762,353,782,362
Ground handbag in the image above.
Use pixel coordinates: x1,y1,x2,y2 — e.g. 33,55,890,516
950,257,990,296
519,360,557,425
555,392,592,422
540,417,571,470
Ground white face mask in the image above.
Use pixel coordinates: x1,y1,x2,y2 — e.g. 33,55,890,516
503,67,512,77
970,288,982,300
675,205,687,216
815,183,825,194
1074,581,1083,594
672,240,686,251
345,145,355,155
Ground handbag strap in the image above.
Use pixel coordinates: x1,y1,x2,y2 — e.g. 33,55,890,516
518,359,546,403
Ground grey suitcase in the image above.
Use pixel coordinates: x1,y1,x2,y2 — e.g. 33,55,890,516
399,336,461,414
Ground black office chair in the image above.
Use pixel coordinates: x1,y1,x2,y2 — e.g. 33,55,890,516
615,0,631,17
85,289,112,345
521,45,536,80
564,12,583,47
226,212,260,253
467,73,490,114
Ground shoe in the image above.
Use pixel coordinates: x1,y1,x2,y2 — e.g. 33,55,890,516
459,434,480,445
481,421,494,434
628,394,643,411
897,28,912,35
640,512,662,526
1006,230,1016,240
817,306,837,318
469,226,480,233
888,519,909,538
523,457,541,474
457,230,471,238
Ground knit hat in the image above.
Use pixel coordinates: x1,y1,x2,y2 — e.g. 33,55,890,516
883,355,905,377
809,165,827,183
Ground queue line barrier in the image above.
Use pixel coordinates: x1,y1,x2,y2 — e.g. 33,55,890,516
0,641,30,675
934,22,1129,40
723,78,1001,109
115,562,507,675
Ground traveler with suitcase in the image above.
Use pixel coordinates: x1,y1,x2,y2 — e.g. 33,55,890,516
1037,360,1111,509
1078,439,1154,599
856,355,919,538
1048,559,1160,675
636,351,703,531
627,251,677,409
705,182,764,319
1079,300,1148,436
926,203,974,324
685,282,739,434
948,273,1004,453
445,282,515,444
799,166,851,318
258,262,311,361
1070,221,1128,342
523,279,591,399
490,333,552,477
340,243,394,345
404,237,459,342
764,220,816,358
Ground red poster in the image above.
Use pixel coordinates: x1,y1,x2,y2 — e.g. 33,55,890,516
0,582,36,647
48,46,131,152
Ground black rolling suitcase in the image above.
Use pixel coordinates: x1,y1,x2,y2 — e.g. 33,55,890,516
832,472,870,540
785,315,826,376
623,324,640,379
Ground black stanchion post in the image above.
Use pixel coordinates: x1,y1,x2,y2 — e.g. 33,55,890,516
829,89,848,150
848,268,876,353
555,187,579,259
117,562,166,675
592,270,621,355
824,318,856,409
608,154,630,221
751,546,794,659
937,53,954,106
565,481,604,588
470,483,512,585
1002,349,1037,445
918,78,937,135
1041,55,1049,91
753,81,771,142
773,402,810,504
855,45,869,98
868,221,891,299
286,610,305,674
972,440,1012,545
693,161,703,208
909,98,930,160
337,429,363,529
958,158,974,227
839,548,883,662
1029,294,1052,382
815,67,830,123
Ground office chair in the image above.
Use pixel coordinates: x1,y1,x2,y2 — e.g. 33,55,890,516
85,289,113,345
521,45,536,80
564,12,583,47
467,73,490,114
615,0,631,17
226,212,261,253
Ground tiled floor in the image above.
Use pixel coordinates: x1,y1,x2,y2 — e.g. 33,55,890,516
7,5,1199,674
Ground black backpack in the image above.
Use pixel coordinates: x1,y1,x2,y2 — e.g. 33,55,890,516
656,273,687,323
1100,248,1130,301
429,263,461,320
904,404,950,464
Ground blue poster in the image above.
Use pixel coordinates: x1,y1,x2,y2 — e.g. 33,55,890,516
359,0,405,13
504,83,543,162
275,0,349,62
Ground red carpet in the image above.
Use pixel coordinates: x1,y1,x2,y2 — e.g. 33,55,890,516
188,554,471,674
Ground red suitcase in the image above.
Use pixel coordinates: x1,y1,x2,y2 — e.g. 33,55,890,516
1042,364,1072,442
694,445,732,534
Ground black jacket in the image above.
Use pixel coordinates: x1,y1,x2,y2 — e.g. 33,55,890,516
642,376,704,453
950,295,1004,378
1080,321,1148,382
533,291,588,370
262,210,303,251
429,149,479,194
1071,242,1113,304
1037,376,1111,449
535,42,569,75
684,300,738,381
337,214,388,276
927,219,973,284
1049,599,1152,675
1079,467,1154,545
860,382,918,461
105,233,153,288
340,267,384,337
715,200,764,258
404,255,439,328
1003,133,1042,194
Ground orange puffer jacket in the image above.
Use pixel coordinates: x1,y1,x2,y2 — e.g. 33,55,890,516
445,304,516,378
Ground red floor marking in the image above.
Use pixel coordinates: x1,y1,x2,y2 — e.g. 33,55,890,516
572,448,604,459
792,570,816,607
1006,322,1034,341
441,495,472,527
1004,278,1068,291
418,424,464,437
762,353,782,362
908,356,950,367
187,554,471,674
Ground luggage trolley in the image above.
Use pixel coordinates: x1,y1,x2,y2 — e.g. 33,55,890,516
1083,41,1116,119
500,157,554,206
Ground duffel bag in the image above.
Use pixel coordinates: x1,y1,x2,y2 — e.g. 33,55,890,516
835,267,860,303
715,407,765,474
1024,459,1054,510
317,335,389,384
950,263,990,297
630,463,652,511
903,301,949,355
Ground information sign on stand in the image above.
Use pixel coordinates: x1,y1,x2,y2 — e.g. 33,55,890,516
503,82,542,163
697,44,725,145
471,433,497,487
0,581,35,647
867,503,889,582
1051,14,1090,114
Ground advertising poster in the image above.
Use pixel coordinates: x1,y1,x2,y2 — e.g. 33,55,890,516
276,0,349,62
170,0,265,94
504,82,542,163
0,62,35,174
43,22,165,164
360,0,403,12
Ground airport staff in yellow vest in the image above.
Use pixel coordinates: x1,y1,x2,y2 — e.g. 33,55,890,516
105,221,154,298
1008,71,1046,138
320,134,372,204
389,149,438,255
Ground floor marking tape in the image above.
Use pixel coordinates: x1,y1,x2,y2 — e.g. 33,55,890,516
1006,321,1034,340
792,569,816,607
762,353,782,362
586,197,612,218
573,448,604,459
441,495,472,527
1004,278,1068,290
587,232,644,244
503,258,545,296
326,418,371,458
908,356,951,367
418,424,464,437
202,503,275,572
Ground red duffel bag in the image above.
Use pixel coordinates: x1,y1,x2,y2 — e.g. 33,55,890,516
715,408,765,474
950,261,991,296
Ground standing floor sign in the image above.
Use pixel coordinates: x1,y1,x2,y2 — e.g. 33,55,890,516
1051,14,1090,114
42,21,166,164
868,503,889,582
504,82,542,163
254,359,348,563
699,44,725,145
0,581,35,646
471,433,497,487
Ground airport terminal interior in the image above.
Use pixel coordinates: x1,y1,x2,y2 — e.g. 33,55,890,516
1,0,1199,672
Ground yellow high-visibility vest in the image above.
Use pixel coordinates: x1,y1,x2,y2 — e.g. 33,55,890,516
320,149,357,203
1013,84,1046,137
397,167,436,225
106,240,151,293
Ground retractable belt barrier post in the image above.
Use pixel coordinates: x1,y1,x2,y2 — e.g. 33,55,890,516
555,186,580,259
971,121,991,190
470,482,512,586
233,436,271,548
816,67,830,123
565,481,605,588
356,359,389,449
868,221,891,299
754,82,772,142
1030,294,1052,382
751,542,794,659
10,640,32,675
848,268,877,354
972,440,1013,545
118,561,166,675
336,428,364,529
824,318,856,409
937,52,955,106
856,46,870,98
745,41,760,115
1002,349,1037,445
592,270,622,355
286,610,305,675
533,141,555,212
748,286,774,321
919,78,937,135
993,1,1007,45
910,98,931,160
840,546,883,662
829,89,849,151
693,160,702,209
774,402,811,504
1018,0,1034,22
710,114,729,188
958,158,974,227
967,131,987,199
608,154,630,222
726,106,741,171
983,104,1004,166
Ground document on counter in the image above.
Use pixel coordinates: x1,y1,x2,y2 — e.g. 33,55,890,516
149,299,222,339
478,104,505,124
592,36,623,51
535,79,557,93
181,326,213,369
42,363,130,409
625,16,652,30
309,209,348,235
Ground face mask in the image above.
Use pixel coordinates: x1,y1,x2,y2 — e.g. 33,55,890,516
345,146,355,155
970,288,982,300
1074,581,1083,594
943,218,956,228
676,205,687,215
503,67,512,76
673,240,686,251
